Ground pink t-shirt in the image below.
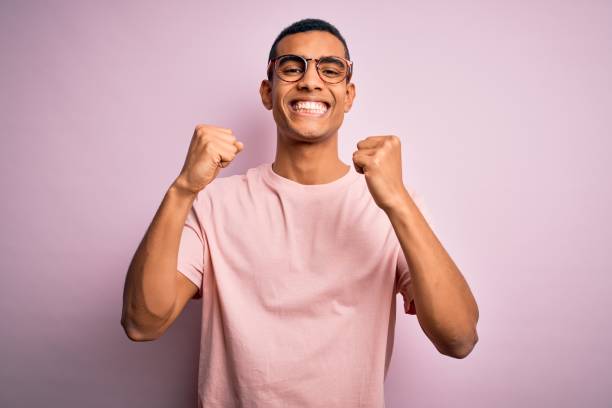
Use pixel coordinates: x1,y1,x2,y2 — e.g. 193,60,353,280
177,162,428,407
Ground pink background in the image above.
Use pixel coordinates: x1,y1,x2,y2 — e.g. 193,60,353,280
1,1,611,407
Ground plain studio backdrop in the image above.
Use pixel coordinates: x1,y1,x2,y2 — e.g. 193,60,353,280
1,1,610,407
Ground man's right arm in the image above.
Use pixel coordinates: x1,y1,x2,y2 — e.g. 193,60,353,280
120,124,244,342
120,181,200,342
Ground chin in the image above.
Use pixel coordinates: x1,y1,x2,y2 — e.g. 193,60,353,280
290,119,338,138
289,125,331,140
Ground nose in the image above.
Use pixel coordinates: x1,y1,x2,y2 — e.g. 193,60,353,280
297,60,324,91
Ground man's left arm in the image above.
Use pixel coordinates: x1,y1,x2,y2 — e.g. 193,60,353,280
386,190,479,359
352,135,479,359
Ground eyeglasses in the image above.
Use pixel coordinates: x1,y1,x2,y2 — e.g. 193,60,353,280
267,54,353,84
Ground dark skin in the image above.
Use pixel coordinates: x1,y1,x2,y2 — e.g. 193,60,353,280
259,30,356,185
260,30,479,359
122,30,478,359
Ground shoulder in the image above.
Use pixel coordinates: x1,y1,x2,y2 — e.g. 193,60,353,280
201,164,264,193
192,164,264,209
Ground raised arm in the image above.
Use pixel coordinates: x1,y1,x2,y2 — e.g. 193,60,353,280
121,183,199,341
120,124,244,341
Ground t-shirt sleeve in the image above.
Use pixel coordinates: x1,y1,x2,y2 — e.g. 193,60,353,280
396,247,416,315
395,188,432,315
177,201,207,300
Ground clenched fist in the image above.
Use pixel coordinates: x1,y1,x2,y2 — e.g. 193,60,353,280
173,124,244,194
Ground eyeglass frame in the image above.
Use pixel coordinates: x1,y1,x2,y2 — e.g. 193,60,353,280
266,54,354,84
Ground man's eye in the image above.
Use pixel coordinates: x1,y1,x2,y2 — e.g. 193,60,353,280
282,68,303,74
322,69,341,76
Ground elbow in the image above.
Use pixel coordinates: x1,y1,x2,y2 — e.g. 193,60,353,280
120,297,172,342
121,317,161,342
443,307,480,359
441,331,479,359
446,339,477,359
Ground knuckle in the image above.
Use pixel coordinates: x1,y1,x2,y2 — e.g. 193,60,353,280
204,143,215,154
195,126,207,137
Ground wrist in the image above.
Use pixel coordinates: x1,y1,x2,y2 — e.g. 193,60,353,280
382,188,412,215
169,178,200,200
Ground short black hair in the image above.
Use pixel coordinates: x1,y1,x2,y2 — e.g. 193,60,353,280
267,18,351,81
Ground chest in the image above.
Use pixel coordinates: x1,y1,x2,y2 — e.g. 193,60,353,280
205,191,397,306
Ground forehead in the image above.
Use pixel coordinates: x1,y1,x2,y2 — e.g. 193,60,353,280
276,30,346,59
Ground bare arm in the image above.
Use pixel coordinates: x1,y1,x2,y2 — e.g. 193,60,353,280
120,124,244,342
120,182,199,341
351,135,478,358
386,191,479,358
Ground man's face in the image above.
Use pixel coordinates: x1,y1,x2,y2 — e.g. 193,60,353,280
260,30,356,142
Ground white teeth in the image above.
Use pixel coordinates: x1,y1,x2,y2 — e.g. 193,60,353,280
292,101,328,113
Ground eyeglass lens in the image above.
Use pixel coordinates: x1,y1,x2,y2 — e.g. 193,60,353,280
276,55,348,83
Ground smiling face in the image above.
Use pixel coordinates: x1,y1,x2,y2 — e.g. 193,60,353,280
260,30,356,142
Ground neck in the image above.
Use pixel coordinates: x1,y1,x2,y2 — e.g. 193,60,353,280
272,129,350,185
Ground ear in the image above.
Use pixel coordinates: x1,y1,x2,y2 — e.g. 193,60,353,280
259,79,273,110
343,82,356,113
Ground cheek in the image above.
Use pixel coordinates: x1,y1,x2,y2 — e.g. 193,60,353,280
334,89,347,106
271,90,288,111
334,95,348,115
271,93,289,124
270,93,282,113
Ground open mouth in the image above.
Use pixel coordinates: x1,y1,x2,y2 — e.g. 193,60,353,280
288,100,330,117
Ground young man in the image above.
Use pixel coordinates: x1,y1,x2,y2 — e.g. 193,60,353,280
121,18,479,407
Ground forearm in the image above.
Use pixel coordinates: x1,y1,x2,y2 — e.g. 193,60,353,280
121,180,198,340
385,191,479,357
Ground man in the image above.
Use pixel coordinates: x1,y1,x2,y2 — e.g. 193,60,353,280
121,18,479,407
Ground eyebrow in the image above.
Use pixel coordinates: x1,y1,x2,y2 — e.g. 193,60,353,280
278,53,344,59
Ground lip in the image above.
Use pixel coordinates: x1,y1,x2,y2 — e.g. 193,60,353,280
287,99,331,118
